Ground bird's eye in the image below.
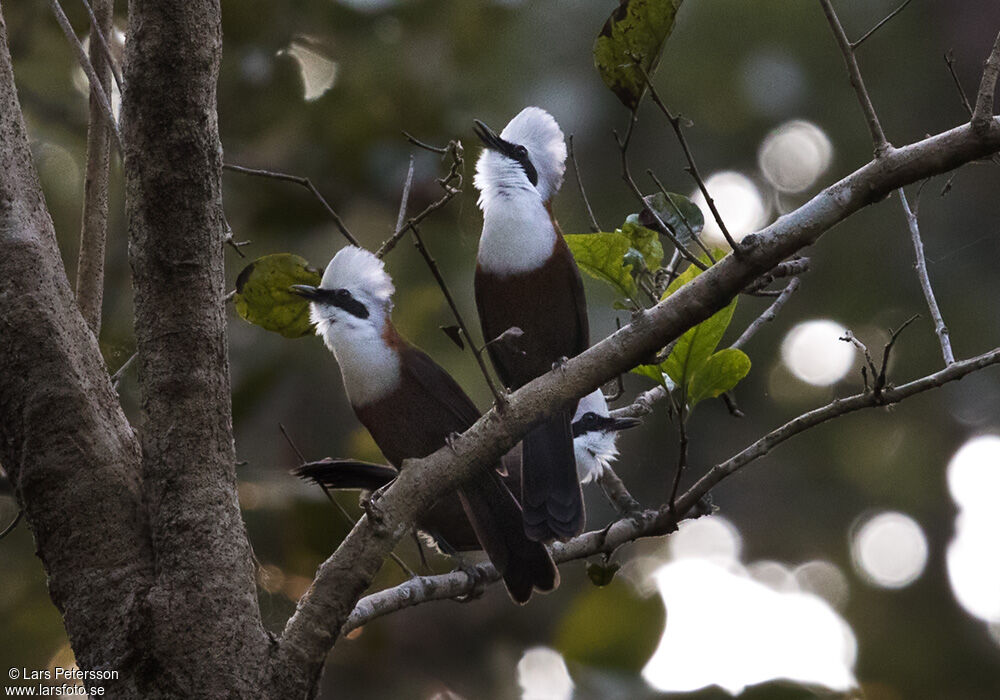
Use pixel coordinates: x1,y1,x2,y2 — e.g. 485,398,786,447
513,145,528,159
336,289,352,300
581,412,598,427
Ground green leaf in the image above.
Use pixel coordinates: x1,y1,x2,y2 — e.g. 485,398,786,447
631,362,669,387
639,191,704,245
555,580,665,673
234,253,321,338
663,296,738,388
565,232,638,299
622,215,664,269
688,348,752,408
594,0,684,111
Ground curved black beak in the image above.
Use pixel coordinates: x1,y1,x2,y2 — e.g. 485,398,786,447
473,119,506,152
289,284,321,300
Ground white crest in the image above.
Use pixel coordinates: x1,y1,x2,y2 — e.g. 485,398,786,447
573,389,609,421
319,246,395,305
474,106,567,205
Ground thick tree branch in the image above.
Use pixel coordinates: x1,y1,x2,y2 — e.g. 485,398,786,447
122,1,267,694
0,10,151,692
335,344,1000,627
74,0,114,335
269,117,1000,692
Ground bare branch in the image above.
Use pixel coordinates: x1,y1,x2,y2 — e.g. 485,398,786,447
629,57,739,253
78,0,123,92
110,351,137,390
731,278,801,351
375,139,463,258
851,0,913,50
945,50,976,117
597,468,642,515
972,31,1000,131
567,134,601,232
395,156,415,234
74,0,115,335
818,0,892,157
898,187,954,364
222,163,359,246
676,345,1000,515
47,0,122,153
614,115,707,271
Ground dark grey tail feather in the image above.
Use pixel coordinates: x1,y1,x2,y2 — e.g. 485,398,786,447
521,411,585,542
458,469,559,604
292,459,398,491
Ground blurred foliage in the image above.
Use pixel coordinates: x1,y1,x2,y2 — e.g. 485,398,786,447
4,0,1000,698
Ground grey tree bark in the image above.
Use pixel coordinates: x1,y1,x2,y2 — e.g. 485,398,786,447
120,0,269,695
0,6,151,694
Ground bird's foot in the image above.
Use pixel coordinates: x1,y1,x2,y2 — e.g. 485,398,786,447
551,356,569,373
445,431,462,453
360,484,390,533
454,560,488,602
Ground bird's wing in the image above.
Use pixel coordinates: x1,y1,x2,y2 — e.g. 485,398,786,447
399,346,482,429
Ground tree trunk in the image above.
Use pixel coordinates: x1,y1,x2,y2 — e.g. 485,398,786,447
121,0,269,695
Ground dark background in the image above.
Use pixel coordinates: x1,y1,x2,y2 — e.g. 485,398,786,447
2,1,1000,697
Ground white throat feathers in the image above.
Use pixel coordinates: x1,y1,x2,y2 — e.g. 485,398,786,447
309,247,401,407
475,107,567,276
573,390,619,484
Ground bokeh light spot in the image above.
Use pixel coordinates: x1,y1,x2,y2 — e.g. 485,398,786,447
851,511,928,589
517,647,573,700
278,40,338,101
690,172,767,251
947,434,1000,622
781,319,854,386
758,120,833,193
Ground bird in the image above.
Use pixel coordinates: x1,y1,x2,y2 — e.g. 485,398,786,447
472,106,590,542
294,389,640,524
290,245,558,603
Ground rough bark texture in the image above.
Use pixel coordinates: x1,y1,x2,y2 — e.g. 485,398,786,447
0,5,152,693
75,0,115,335
121,0,268,695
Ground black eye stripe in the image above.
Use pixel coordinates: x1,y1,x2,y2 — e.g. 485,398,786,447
314,288,369,319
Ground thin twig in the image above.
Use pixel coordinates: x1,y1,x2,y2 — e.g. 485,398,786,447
972,31,1000,131
945,51,975,117
818,0,892,157
631,59,742,253
851,0,914,50
646,170,716,262
0,509,23,540
596,468,642,515
677,346,1000,520
47,0,123,153
670,409,688,515
78,0,122,92
567,135,600,232
74,0,115,336
395,156,415,235
898,187,954,365
110,351,137,389
731,278,801,350
614,116,707,271
409,225,506,406
743,258,809,294
222,164,358,246
874,314,920,394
